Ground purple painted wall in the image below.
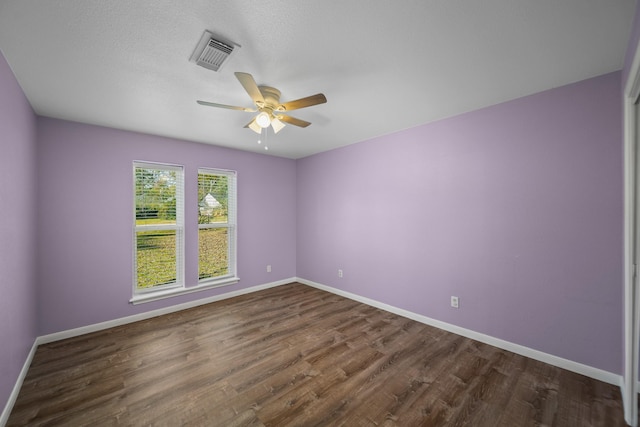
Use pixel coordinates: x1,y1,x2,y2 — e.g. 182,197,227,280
0,52,38,409
35,118,297,335
297,72,624,374
0,36,630,414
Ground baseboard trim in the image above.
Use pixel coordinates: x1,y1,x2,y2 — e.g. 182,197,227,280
296,277,621,387
3,278,294,424
1,340,38,427
2,278,293,425
38,278,295,345
4,277,623,425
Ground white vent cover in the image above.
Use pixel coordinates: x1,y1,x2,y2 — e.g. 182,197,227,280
190,31,239,72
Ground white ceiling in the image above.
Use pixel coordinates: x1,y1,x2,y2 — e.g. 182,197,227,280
0,1,636,159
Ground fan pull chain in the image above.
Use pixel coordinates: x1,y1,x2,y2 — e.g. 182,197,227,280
258,127,269,151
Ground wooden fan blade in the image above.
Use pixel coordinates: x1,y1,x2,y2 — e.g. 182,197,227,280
235,72,265,105
279,93,327,112
277,114,311,128
197,100,256,112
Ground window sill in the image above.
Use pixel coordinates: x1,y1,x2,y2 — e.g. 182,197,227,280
130,277,240,305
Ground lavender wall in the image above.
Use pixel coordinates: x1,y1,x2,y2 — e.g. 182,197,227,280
0,47,628,416
297,72,624,374
0,52,37,410
36,118,297,335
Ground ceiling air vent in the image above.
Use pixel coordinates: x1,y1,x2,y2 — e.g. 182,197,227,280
190,31,239,72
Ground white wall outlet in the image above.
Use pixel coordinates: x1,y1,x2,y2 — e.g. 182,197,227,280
338,269,343,278
266,264,271,273
451,296,459,309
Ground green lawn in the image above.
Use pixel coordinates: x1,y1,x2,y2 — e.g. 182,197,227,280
198,228,229,280
136,230,177,288
136,228,228,289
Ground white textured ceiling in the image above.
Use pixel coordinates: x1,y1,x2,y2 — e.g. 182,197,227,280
0,1,636,159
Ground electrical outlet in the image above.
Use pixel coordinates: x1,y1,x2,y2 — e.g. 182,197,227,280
266,265,271,273
338,269,343,278
451,296,459,309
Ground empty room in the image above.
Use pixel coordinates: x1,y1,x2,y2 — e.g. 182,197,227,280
2,1,640,426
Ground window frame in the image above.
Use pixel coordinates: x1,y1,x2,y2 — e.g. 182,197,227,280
130,163,239,305
132,161,185,298
197,167,238,286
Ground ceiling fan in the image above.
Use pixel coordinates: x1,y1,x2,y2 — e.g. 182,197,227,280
197,72,327,134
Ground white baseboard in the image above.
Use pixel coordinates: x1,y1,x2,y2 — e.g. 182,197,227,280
38,278,294,345
1,340,38,427
1,278,293,425
295,277,622,387
3,276,624,426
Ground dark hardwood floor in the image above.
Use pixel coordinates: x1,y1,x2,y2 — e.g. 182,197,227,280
8,283,626,426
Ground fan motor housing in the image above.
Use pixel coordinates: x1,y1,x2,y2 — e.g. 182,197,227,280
258,86,282,110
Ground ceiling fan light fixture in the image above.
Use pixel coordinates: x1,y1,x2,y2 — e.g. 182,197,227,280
247,119,262,134
256,112,271,128
197,72,327,137
271,117,286,134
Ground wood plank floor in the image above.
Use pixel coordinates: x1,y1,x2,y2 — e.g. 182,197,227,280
8,283,626,426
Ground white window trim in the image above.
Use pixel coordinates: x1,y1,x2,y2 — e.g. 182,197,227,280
132,161,185,298
197,167,238,285
130,163,240,305
129,276,240,304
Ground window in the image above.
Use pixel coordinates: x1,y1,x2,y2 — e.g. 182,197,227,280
198,168,237,283
133,162,184,294
131,163,237,304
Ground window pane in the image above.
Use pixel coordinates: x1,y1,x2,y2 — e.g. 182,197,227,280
199,228,229,280
198,173,228,224
136,230,177,289
197,168,236,285
135,167,178,225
